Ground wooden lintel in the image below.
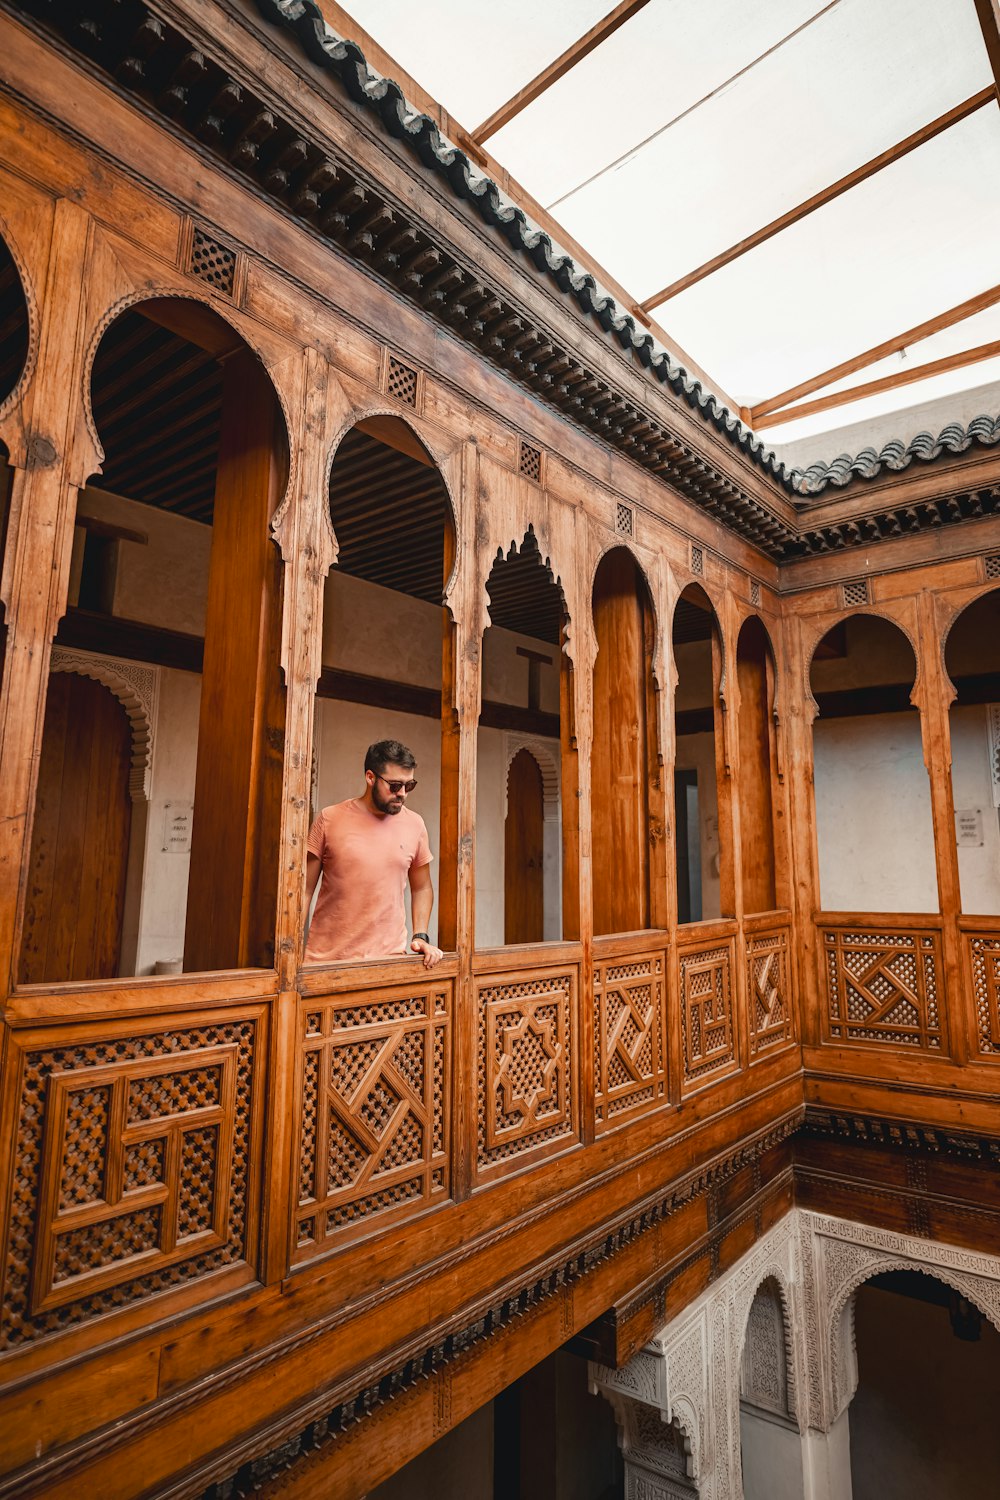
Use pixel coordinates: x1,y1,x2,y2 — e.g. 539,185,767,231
752,335,1000,430
470,0,652,144
138,297,243,359
640,87,997,311
752,281,1000,422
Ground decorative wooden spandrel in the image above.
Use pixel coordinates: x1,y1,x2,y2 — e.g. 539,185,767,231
823,928,943,1050
476,969,576,1176
967,933,1000,1056
746,930,794,1058
594,953,666,1130
2,1019,258,1348
296,984,449,1256
679,943,737,1088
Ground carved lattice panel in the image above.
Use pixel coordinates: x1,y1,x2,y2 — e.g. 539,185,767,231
746,930,794,1058
594,953,666,1130
2,1017,259,1348
296,984,449,1257
968,933,1000,1055
679,943,737,1088
476,969,577,1176
823,928,943,1050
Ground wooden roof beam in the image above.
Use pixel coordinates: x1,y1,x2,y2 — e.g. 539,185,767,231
974,0,1000,96
751,280,1000,422
640,87,997,311
751,336,1000,431
470,0,652,144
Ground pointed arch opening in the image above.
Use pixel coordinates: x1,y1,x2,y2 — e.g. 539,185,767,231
738,1276,801,1499
673,583,730,924
944,587,1000,915
736,615,782,914
19,296,290,982
307,415,456,963
477,527,573,947
0,230,31,694
591,547,665,937
809,614,936,913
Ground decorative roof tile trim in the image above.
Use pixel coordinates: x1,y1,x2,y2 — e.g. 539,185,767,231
255,0,797,490
795,413,1000,496
258,3,1000,504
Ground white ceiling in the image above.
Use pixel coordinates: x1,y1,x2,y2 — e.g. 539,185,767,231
340,0,999,464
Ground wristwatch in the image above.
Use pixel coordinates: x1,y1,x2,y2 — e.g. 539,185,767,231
412,932,430,944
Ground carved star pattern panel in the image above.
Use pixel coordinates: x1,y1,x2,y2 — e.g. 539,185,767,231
296,984,449,1259
679,943,737,1089
967,933,1000,1056
476,968,576,1178
2,1015,260,1349
746,930,793,1058
594,952,666,1131
823,928,943,1051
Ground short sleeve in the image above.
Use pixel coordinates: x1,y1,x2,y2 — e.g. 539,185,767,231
413,816,433,868
307,810,328,859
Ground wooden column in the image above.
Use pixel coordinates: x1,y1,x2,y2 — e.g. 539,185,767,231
559,635,581,941
913,591,967,1062
0,200,94,992
783,616,824,1049
736,620,778,915
448,440,484,1201
184,349,286,973
644,587,669,929
712,622,738,920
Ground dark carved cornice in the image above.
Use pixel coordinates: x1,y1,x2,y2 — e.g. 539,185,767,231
7,1,998,562
801,1105,1000,1163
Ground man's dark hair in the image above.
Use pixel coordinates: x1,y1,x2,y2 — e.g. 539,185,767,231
365,739,417,776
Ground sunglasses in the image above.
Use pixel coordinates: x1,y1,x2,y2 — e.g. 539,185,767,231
375,774,418,795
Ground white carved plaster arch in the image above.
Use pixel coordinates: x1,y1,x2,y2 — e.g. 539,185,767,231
591,537,663,689
503,737,560,822
81,287,296,538
0,213,39,432
827,1252,1000,1418
735,1268,800,1428
324,403,461,619
49,648,159,802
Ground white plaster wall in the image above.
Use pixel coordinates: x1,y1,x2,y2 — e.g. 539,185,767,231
951,704,1000,915
674,729,722,922
134,666,201,973
813,713,938,913
482,624,560,712
77,485,211,635
322,571,441,683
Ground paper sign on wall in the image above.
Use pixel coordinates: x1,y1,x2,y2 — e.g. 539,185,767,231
955,808,984,847
162,801,193,853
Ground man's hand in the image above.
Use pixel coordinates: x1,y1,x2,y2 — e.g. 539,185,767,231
411,936,443,969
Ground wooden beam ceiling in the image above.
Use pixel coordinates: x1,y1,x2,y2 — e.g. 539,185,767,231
973,0,1000,95
751,281,1000,424
470,0,652,145
640,87,997,311
752,335,1000,431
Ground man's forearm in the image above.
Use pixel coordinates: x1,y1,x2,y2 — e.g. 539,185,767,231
411,885,433,936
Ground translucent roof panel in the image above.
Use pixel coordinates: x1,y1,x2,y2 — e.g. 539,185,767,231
545,0,991,304
488,0,823,211
342,0,612,130
660,105,1000,404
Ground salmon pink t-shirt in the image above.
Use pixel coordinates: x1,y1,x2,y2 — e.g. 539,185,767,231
305,799,432,962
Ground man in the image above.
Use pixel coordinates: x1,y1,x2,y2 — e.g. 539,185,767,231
304,739,444,968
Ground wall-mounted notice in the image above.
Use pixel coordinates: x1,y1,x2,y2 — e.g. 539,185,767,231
162,801,193,853
955,808,984,847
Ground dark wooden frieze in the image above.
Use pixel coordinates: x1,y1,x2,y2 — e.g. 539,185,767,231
9,0,987,563
801,1106,1000,1164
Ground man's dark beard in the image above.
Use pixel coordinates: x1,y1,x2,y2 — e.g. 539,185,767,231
372,781,403,815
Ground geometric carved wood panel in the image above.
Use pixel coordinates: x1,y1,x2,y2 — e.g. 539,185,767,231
476,968,577,1178
2,1016,259,1349
296,983,449,1259
746,929,794,1059
594,951,665,1131
823,927,943,1051
679,942,737,1089
967,932,1000,1057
